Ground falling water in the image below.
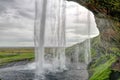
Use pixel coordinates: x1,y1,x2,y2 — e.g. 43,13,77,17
34,0,66,79
67,2,95,70
34,0,47,76
84,11,91,64
34,0,99,80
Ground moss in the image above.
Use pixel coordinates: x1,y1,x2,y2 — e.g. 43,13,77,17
90,54,116,80
88,0,120,21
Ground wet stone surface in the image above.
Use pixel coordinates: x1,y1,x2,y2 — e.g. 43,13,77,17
0,62,88,80
0,69,88,80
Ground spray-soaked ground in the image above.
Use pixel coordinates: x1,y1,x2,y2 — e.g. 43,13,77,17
0,63,88,80
0,42,89,80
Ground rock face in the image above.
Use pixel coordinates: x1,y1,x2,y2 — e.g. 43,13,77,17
67,0,120,80
90,12,120,80
112,57,120,72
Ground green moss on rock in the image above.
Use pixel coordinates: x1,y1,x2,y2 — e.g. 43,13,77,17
90,54,116,80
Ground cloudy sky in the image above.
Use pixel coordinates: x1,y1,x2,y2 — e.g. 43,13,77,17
0,0,99,47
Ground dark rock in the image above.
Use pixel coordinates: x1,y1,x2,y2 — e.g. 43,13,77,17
111,57,120,72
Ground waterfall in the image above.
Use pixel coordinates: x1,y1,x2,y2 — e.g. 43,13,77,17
34,0,99,80
34,0,66,78
84,11,91,64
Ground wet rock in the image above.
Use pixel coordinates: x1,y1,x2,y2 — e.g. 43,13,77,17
0,67,88,80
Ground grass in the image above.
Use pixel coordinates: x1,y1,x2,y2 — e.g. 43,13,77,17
0,47,34,66
90,54,116,80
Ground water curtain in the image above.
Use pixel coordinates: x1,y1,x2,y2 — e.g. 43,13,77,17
34,0,92,79
34,0,66,76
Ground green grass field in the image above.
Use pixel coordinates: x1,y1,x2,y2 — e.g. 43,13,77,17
0,47,35,66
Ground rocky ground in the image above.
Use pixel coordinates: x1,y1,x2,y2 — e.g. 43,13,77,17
0,61,88,80
0,69,88,80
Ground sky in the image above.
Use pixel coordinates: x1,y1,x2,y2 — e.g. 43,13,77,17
0,0,99,47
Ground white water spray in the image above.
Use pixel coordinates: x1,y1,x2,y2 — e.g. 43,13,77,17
34,0,66,78
34,1,99,80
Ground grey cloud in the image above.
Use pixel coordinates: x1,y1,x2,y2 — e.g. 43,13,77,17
18,11,35,19
0,0,15,13
0,0,35,19
0,0,35,46
0,6,6,12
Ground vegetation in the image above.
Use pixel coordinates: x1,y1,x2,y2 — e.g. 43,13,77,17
89,33,120,80
78,1,120,79
89,54,116,80
87,0,120,21
0,47,34,66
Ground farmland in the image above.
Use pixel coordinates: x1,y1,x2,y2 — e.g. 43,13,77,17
0,47,34,66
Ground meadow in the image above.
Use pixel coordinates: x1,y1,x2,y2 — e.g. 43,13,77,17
0,47,34,66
